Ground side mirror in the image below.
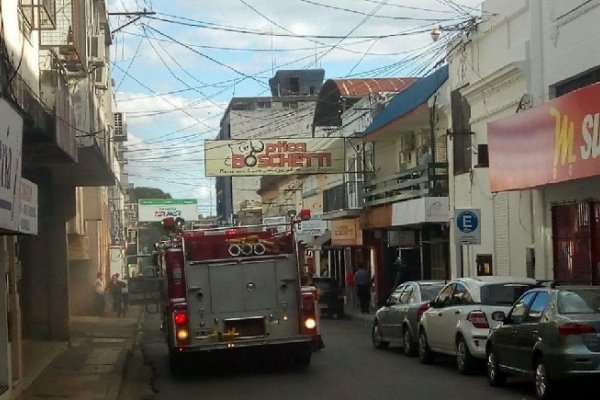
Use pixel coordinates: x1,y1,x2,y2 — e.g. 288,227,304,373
429,299,438,308
491,311,506,322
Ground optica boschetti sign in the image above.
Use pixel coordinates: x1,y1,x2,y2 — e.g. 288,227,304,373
204,138,345,176
138,199,198,222
488,81,600,192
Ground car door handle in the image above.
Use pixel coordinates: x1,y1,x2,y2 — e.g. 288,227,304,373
454,310,460,315
437,312,442,316
532,330,539,336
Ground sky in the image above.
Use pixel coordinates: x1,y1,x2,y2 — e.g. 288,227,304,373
108,0,486,216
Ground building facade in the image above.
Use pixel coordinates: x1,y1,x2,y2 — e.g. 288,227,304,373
447,0,600,284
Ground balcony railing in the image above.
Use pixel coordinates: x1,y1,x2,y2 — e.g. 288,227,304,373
363,163,448,207
323,181,364,214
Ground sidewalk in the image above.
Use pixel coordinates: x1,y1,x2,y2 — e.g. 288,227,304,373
16,305,144,400
343,303,376,324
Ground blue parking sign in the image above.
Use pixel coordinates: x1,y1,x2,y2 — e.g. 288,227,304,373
454,209,481,244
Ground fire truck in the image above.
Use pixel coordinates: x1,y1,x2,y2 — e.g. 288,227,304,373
156,218,318,372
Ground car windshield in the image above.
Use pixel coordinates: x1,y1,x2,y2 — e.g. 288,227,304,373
420,285,445,301
558,289,600,314
480,283,537,306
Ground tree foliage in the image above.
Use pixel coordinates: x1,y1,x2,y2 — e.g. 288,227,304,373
131,187,172,202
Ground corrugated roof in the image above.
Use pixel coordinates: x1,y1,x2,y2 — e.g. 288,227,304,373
331,78,416,97
312,77,417,128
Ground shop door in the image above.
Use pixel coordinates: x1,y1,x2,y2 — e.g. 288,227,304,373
552,203,592,284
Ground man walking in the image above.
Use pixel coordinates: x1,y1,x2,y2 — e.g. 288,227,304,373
354,265,371,313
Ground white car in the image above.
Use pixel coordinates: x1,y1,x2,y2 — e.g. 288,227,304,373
417,276,539,374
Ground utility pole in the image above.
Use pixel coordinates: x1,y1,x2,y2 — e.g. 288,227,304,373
108,10,156,34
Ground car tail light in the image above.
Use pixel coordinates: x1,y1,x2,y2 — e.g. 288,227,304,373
559,323,596,336
417,302,430,321
467,311,489,329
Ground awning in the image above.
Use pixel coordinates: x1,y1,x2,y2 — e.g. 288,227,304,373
361,65,449,139
304,231,331,250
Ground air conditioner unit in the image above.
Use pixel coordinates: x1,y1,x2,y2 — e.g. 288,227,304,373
114,112,128,141
94,63,109,90
88,35,105,66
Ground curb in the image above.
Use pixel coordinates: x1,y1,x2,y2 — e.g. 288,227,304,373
107,307,146,400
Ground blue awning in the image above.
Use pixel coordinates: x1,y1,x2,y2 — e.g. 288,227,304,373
361,65,449,137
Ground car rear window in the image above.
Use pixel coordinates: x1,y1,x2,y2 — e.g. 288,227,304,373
558,289,600,314
420,285,445,301
480,283,537,306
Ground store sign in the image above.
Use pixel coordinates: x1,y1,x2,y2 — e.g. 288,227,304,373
331,218,363,247
138,199,198,222
0,98,23,232
488,81,600,192
19,178,38,235
204,138,345,176
297,219,326,236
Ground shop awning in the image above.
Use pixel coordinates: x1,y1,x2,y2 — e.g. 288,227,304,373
391,197,449,226
361,65,449,139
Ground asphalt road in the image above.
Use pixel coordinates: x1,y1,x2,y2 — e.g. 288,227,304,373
120,311,537,400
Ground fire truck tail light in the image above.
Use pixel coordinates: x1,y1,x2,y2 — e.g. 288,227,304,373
176,329,189,341
304,317,317,330
174,311,188,326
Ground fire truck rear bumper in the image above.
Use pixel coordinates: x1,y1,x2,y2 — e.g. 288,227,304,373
176,336,313,353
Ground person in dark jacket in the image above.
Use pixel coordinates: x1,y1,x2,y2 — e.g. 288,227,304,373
354,265,371,313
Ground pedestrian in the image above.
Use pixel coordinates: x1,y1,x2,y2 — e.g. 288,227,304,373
344,267,355,307
354,265,371,313
109,274,125,317
120,278,129,317
94,272,105,316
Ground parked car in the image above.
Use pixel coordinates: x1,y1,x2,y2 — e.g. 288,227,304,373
312,277,345,319
418,276,539,374
372,281,445,356
486,285,600,400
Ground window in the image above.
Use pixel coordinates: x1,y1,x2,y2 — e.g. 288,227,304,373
510,292,536,324
525,292,550,322
480,283,538,306
475,144,489,167
256,101,271,109
451,89,472,175
290,77,300,94
558,289,600,314
400,285,415,304
387,285,405,306
476,254,493,276
435,284,455,307
451,283,473,305
282,101,297,109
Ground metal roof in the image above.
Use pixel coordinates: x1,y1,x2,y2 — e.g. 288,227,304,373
312,77,417,128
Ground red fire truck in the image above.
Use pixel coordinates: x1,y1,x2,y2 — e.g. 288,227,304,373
156,218,318,372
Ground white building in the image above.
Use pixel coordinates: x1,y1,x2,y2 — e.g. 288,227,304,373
447,0,600,284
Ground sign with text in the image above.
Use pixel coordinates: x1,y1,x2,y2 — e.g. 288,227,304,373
19,178,38,235
297,219,327,236
204,138,345,176
0,98,23,232
331,218,363,247
454,209,481,245
488,81,600,192
138,199,198,222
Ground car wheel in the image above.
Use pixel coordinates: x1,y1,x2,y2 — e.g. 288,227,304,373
372,322,389,349
456,336,476,374
403,328,416,357
535,357,556,400
418,330,434,364
486,347,507,386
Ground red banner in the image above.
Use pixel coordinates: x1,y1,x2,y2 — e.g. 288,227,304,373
488,81,600,192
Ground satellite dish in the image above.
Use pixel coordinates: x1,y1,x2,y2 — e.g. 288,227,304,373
517,93,533,112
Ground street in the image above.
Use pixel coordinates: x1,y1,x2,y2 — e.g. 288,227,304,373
120,311,535,400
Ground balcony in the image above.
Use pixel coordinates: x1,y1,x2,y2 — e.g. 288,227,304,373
322,181,363,220
363,163,448,207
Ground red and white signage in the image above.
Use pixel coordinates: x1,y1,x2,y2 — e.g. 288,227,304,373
488,81,600,192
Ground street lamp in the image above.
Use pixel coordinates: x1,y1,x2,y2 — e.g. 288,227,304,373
430,26,442,42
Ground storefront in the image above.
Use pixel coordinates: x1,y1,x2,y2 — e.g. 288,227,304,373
488,79,600,285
